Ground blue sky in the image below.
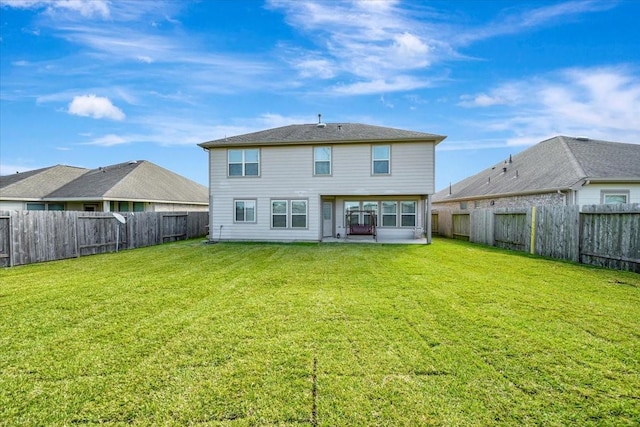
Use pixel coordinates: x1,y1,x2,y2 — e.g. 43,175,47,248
1,0,639,190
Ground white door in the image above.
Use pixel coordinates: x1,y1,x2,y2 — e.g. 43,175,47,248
322,202,333,237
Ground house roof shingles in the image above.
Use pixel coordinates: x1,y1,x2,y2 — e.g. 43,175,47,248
433,136,640,202
199,123,446,147
1,161,208,204
47,161,208,203
0,165,88,199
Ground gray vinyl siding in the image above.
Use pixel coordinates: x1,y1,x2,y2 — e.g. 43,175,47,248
208,141,435,241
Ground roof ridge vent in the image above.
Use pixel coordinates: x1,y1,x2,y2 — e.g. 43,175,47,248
575,136,589,141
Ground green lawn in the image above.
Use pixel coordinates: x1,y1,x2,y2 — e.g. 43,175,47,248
1,238,639,426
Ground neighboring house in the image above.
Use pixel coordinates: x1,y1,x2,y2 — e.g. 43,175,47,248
433,136,640,211
198,121,446,243
0,160,208,212
0,165,88,211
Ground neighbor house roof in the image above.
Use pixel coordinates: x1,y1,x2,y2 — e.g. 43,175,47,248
0,165,88,200
199,123,446,148
46,160,208,204
433,136,640,203
1,161,208,205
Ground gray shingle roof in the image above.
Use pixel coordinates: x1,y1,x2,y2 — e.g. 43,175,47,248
46,161,208,203
199,123,445,147
433,136,640,202
0,165,88,199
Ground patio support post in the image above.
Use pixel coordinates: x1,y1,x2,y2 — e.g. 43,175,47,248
426,195,432,244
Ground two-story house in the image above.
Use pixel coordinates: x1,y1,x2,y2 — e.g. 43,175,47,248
198,121,446,243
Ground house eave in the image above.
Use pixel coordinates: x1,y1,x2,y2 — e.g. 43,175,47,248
582,177,640,184
433,187,572,204
0,197,44,202
43,196,208,205
198,136,445,149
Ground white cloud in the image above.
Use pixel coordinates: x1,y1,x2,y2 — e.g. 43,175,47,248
393,32,430,61
269,0,621,97
294,57,336,79
2,0,110,19
68,94,125,120
256,113,313,128
459,66,640,145
268,0,444,94
84,134,127,146
331,76,434,95
51,0,110,18
77,112,320,150
458,83,525,107
455,0,617,45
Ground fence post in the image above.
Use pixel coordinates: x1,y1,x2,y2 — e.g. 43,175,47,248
74,212,80,258
529,206,537,255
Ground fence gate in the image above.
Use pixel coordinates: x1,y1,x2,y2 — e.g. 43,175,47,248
431,213,439,235
493,211,527,251
452,213,470,241
76,215,122,256
162,214,188,242
580,205,640,273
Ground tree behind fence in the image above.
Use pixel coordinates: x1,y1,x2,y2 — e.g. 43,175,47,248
436,204,640,273
0,211,208,267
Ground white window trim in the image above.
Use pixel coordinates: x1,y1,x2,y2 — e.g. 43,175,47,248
234,199,257,223
400,201,417,227
381,201,398,227
228,148,260,177
271,199,309,229
313,146,332,176
271,200,288,228
291,200,308,229
372,145,391,175
601,190,629,204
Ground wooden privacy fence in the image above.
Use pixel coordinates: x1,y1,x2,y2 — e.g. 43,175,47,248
0,211,208,267
435,204,640,273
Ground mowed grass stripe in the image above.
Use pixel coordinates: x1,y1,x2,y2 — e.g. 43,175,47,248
1,239,638,426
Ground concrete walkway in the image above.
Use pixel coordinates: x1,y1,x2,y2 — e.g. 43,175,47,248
321,236,429,244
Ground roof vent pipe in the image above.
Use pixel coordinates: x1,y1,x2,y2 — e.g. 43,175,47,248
316,113,326,128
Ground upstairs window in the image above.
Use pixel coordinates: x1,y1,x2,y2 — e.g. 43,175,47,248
372,145,390,174
314,146,331,175
228,149,259,177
